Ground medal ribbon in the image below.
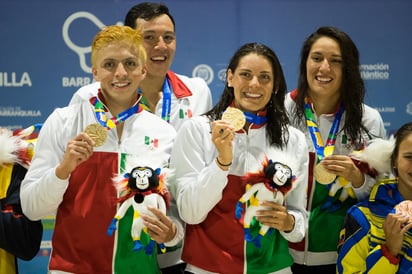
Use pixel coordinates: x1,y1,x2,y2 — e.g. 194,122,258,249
90,96,141,129
304,96,344,162
138,77,172,123
244,111,267,125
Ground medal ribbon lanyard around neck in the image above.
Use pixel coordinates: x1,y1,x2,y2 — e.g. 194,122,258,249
138,77,172,123
304,97,344,163
92,97,139,129
243,111,268,125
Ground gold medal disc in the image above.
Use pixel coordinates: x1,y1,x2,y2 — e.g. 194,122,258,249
84,123,107,147
314,163,336,185
221,107,246,131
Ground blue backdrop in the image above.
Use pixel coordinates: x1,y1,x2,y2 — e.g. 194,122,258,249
1,0,411,272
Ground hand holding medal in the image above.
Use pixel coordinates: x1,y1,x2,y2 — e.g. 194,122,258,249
84,123,107,147
221,107,246,131
313,162,336,185
395,200,412,224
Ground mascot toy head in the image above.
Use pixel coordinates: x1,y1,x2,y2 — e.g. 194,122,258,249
127,166,161,192
264,160,294,192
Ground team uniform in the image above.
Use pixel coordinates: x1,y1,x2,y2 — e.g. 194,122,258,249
337,179,412,273
170,113,309,274
69,71,213,131
285,89,387,266
20,92,182,273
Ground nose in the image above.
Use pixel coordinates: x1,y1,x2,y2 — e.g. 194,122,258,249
155,36,167,49
319,59,331,72
249,75,260,88
115,63,127,77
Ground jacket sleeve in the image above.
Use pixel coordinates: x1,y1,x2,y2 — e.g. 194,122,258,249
0,164,43,260
170,117,229,224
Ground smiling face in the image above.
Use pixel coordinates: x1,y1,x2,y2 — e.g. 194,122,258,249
396,133,412,195
136,14,176,79
227,53,274,114
306,36,343,102
92,41,146,104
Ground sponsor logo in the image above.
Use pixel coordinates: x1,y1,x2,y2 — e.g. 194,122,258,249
360,63,389,80
0,72,32,87
0,106,41,117
192,64,214,85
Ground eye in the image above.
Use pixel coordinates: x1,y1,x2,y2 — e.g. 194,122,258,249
330,58,343,65
144,34,156,44
144,169,153,177
311,55,322,62
239,72,252,80
284,169,291,177
259,74,271,83
163,34,175,44
124,59,138,69
274,163,282,170
132,170,139,178
103,60,116,70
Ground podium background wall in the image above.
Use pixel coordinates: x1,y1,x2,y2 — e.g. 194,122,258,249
1,0,411,272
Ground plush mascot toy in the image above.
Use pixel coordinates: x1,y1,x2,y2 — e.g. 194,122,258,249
107,157,170,255
236,157,296,247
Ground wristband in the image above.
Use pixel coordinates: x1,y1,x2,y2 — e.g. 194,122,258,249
381,244,400,265
216,157,232,167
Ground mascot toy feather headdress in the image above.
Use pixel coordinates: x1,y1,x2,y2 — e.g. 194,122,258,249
0,124,42,199
106,155,171,255
350,136,395,176
236,155,297,248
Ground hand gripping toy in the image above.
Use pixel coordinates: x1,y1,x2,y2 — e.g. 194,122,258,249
107,161,170,255
236,157,296,247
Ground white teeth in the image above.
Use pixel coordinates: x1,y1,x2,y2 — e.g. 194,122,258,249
316,76,332,82
113,83,129,87
245,92,261,98
152,56,166,61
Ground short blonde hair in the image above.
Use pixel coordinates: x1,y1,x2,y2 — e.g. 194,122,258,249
91,25,146,67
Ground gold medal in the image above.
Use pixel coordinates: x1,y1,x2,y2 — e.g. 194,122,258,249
221,107,246,131
314,163,336,185
84,123,107,147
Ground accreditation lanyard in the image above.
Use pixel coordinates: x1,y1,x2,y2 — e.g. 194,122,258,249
90,96,140,130
138,77,172,123
304,97,344,162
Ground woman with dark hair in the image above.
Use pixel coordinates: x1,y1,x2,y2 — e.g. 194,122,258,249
170,42,309,273
285,26,386,273
337,122,412,273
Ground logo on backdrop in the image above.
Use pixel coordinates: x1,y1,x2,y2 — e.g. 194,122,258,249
360,63,390,80
192,64,214,85
0,72,32,87
407,102,412,115
62,11,122,73
61,11,122,87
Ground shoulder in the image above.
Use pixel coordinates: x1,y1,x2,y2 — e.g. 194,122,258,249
176,115,210,138
139,110,176,135
70,82,100,105
174,73,210,91
284,91,297,113
362,104,382,118
287,126,306,144
361,104,386,136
